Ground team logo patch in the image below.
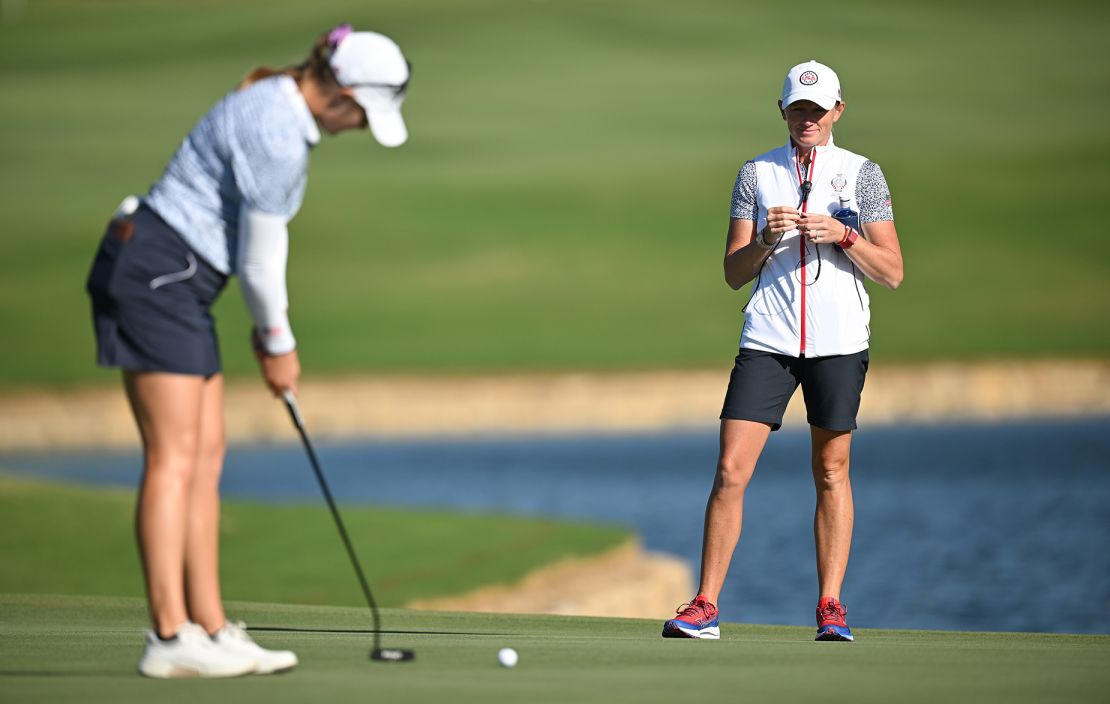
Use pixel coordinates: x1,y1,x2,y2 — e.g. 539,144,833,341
799,70,818,85
831,174,847,193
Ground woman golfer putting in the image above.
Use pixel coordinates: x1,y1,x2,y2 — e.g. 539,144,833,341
662,60,903,641
86,25,411,678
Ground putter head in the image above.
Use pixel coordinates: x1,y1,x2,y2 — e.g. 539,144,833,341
371,648,415,663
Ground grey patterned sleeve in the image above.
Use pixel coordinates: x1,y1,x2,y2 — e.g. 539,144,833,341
730,160,758,220
856,160,894,223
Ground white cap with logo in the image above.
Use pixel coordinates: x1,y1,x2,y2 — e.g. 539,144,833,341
327,25,410,147
781,60,841,110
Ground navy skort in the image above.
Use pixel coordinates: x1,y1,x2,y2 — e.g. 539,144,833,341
86,203,228,377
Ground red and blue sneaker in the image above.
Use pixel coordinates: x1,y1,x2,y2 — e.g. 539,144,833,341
815,596,854,641
662,595,720,639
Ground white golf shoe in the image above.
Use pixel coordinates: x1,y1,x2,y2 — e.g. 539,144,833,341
137,622,256,679
212,621,298,675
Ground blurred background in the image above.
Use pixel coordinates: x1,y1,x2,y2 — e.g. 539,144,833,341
0,0,1107,634
2,0,1108,384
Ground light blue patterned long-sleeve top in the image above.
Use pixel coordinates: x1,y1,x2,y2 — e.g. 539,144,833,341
145,75,320,274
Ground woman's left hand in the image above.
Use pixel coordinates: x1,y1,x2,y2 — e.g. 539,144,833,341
258,349,300,398
798,213,846,245
251,330,300,397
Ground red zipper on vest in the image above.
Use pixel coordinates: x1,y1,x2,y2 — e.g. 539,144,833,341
795,148,814,356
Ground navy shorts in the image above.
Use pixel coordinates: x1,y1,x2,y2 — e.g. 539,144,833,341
86,204,228,377
720,348,869,432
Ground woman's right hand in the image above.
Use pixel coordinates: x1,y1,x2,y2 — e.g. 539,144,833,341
765,206,801,237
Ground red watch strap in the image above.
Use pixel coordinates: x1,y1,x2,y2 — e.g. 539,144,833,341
839,226,859,250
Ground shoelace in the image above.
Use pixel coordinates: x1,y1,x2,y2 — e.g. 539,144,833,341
221,621,254,643
675,600,713,621
818,601,846,624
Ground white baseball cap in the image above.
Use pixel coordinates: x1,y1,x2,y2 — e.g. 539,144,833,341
781,60,841,110
327,25,410,147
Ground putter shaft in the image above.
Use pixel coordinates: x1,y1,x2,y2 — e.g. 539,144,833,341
282,391,413,661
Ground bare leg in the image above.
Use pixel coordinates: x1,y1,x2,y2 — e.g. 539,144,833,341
811,427,854,600
125,371,205,638
184,374,228,634
697,419,772,603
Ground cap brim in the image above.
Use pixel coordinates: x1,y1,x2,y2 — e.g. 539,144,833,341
352,89,408,148
782,90,839,110
367,108,407,147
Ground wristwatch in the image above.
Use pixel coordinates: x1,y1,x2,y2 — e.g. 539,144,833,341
838,227,859,250
755,226,776,250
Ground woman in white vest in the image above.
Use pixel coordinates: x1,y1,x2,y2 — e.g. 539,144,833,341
86,26,411,677
663,60,903,642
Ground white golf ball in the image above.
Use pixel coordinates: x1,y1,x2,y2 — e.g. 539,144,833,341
497,647,518,668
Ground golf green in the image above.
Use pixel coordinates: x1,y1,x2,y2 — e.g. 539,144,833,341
2,594,1107,704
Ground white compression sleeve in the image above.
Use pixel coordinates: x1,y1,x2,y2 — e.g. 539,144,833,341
237,208,296,355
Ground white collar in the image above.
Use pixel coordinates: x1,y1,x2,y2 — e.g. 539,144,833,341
278,75,321,146
786,134,837,161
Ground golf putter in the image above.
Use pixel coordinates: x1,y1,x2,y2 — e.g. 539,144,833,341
282,390,415,662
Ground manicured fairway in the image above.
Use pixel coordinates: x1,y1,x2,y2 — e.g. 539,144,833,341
1,0,1108,388
2,594,1107,704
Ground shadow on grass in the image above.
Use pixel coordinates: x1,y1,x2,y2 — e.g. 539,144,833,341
0,671,125,677
249,626,513,637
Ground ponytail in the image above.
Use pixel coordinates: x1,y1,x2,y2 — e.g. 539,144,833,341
238,66,298,89
238,31,339,91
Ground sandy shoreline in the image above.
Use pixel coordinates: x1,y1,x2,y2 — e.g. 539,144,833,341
406,539,693,619
3,360,1106,619
1,359,1107,451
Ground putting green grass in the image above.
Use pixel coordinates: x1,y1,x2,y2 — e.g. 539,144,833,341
1,0,1108,389
0,473,628,607
2,594,1108,704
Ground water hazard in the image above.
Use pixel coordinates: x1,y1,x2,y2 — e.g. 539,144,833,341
3,417,1108,634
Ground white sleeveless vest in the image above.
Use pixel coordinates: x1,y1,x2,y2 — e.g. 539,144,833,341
742,137,871,358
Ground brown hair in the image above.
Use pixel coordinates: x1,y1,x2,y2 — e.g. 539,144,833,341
238,33,341,91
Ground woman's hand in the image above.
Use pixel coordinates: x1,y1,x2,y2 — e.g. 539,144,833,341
252,330,300,397
258,350,300,397
765,206,801,238
797,213,847,244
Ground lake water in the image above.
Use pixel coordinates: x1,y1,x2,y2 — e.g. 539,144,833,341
3,417,1108,634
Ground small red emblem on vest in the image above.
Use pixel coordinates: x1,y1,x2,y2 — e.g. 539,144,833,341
799,71,818,85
